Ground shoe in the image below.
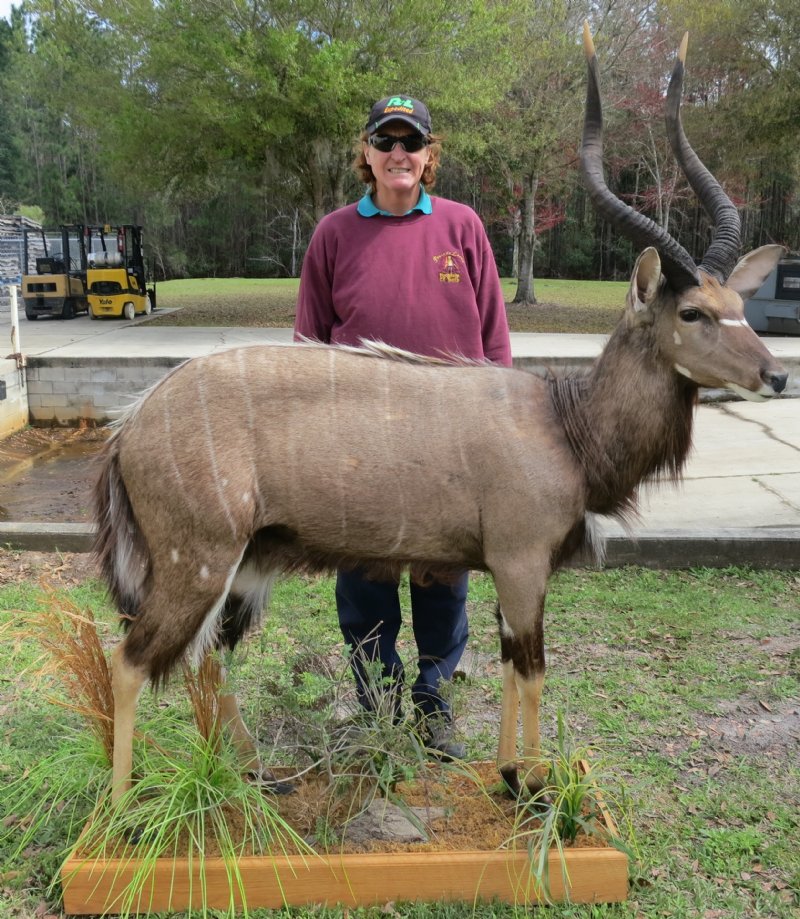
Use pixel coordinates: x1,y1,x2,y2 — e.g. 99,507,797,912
246,768,295,795
329,708,403,755
329,711,375,752
416,716,466,762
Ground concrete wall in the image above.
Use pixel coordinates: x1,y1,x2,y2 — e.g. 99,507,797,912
0,360,28,439
0,358,29,437
25,356,184,425
19,348,800,426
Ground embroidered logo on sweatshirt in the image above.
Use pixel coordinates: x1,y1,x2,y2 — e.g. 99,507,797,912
433,250,465,283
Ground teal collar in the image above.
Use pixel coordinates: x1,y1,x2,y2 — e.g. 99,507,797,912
357,187,432,217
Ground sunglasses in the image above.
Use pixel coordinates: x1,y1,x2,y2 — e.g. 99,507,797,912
368,133,429,153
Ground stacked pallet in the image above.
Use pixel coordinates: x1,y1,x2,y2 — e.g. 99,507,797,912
0,214,41,312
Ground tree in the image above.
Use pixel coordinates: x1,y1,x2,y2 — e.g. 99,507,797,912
481,0,586,304
2,0,796,279
658,0,800,252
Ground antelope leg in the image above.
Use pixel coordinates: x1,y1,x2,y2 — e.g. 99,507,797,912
497,658,521,794
217,687,262,773
492,565,548,797
495,600,521,793
518,668,547,794
111,643,148,805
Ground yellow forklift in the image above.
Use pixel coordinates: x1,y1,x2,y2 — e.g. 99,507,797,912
21,224,89,320
86,225,156,320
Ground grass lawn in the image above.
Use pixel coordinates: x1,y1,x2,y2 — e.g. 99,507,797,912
149,277,628,334
1,560,798,918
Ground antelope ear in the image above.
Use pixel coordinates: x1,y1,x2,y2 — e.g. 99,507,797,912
726,244,786,301
626,247,662,324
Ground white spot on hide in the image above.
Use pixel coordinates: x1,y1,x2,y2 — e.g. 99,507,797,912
171,548,180,563
673,331,682,346
720,318,750,327
674,363,693,380
200,565,210,579
242,492,251,504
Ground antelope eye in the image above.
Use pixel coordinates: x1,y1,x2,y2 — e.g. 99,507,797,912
679,308,702,323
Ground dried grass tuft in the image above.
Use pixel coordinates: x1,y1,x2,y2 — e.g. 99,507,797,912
182,653,223,745
3,582,114,763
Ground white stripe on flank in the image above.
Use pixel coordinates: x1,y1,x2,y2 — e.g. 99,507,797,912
382,361,406,550
720,318,750,327
330,350,348,540
197,372,239,536
235,349,266,521
162,398,188,495
388,517,407,554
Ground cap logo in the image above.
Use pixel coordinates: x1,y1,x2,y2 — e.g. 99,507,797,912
384,96,415,114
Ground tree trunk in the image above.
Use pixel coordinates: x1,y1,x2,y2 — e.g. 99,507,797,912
513,172,538,304
307,140,327,225
332,152,348,211
290,208,301,277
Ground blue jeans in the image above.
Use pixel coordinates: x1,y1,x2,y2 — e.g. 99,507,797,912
335,567,470,720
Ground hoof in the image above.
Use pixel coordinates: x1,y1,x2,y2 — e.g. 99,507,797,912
247,769,295,795
525,787,554,811
124,824,151,845
499,764,522,798
524,773,553,809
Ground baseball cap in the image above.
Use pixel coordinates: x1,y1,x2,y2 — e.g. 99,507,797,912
366,96,432,135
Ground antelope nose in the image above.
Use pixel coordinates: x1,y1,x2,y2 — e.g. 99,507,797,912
761,369,788,394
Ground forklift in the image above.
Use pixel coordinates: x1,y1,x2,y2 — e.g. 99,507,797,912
86,224,156,320
21,224,89,320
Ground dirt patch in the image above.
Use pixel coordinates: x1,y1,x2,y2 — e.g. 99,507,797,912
0,548,98,586
272,761,520,854
704,698,800,755
77,761,610,860
0,426,109,523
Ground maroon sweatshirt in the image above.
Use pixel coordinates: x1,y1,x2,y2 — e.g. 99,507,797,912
294,197,512,366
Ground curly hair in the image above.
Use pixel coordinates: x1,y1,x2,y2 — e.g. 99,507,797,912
352,130,443,194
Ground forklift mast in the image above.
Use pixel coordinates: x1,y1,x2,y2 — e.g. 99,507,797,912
22,224,87,277
21,224,90,320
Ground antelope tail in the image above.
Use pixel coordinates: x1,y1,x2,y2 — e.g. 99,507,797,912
94,440,150,626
